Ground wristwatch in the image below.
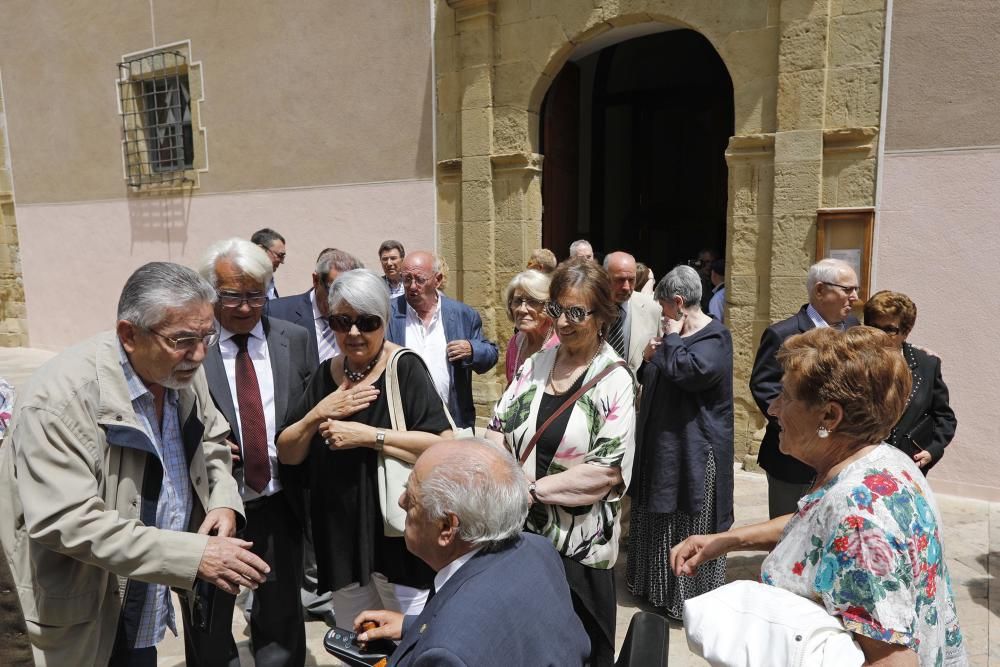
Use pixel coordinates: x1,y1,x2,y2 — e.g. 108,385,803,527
375,430,386,451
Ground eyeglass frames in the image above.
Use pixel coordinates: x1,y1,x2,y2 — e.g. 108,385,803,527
327,314,383,333
148,328,219,351
544,301,594,324
217,291,267,308
820,282,860,296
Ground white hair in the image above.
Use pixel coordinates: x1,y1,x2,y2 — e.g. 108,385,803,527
328,269,390,324
117,262,216,330
807,258,854,294
569,239,593,256
198,237,273,289
418,439,529,549
503,270,551,321
654,264,703,308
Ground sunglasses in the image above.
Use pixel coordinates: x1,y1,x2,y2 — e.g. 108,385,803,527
544,301,594,324
869,323,902,336
327,314,383,333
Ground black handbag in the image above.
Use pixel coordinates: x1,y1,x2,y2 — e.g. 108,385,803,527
905,413,934,453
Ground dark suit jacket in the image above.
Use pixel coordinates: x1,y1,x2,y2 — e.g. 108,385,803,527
385,294,498,429
203,316,315,526
265,290,321,368
886,342,957,472
749,305,859,483
389,533,589,667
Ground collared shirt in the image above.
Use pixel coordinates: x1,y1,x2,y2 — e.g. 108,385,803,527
383,275,405,299
311,289,340,362
404,298,451,406
709,285,726,323
433,546,483,593
265,278,279,300
219,321,280,500
118,343,192,648
806,303,834,329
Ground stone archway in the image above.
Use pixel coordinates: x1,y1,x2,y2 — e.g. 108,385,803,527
436,0,885,464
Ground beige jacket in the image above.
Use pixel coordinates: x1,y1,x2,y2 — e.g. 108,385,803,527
0,331,242,666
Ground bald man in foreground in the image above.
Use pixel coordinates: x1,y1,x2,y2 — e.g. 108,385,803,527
354,439,590,667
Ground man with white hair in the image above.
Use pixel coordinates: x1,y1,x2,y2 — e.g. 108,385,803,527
750,258,860,518
569,239,594,261
195,238,315,666
0,262,268,666
354,439,590,667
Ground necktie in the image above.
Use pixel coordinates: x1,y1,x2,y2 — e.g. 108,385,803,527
607,305,626,359
317,317,338,362
234,334,269,493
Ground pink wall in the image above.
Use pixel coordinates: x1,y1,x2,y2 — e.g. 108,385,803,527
17,179,435,350
875,149,1000,499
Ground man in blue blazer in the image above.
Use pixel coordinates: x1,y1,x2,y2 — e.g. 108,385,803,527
750,258,860,518
386,251,498,429
354,439,590,667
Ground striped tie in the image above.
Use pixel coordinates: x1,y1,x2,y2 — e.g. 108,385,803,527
607,305,626,359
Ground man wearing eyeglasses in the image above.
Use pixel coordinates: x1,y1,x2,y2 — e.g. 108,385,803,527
189,238,315,666
0,262,270,667
251,228,287,301
267,248,363,367
386,250,498,429
750,258,860,518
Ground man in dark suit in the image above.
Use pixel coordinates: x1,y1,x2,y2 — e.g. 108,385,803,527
195,238,315,666
750,258,860,518
266,247,360,367
354,439,590,667
386,251,498,429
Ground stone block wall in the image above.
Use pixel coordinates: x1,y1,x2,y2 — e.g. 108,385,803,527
437,0,885,445
0,74,28,347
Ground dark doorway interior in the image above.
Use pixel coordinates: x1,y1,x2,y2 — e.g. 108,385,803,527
541,29,734,279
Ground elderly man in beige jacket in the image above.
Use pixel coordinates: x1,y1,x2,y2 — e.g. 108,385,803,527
0,262,270,667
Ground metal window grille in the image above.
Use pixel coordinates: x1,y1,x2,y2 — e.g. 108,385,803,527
118,51,194,188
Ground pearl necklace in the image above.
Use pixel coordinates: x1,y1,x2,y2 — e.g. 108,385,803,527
344,342,385,383
547,343,602,395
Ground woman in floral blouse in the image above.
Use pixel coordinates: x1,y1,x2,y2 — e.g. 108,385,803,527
487,258,636,667
671,326,965,666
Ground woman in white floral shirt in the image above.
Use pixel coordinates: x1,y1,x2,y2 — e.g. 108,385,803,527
487,258,636,667
672,327,965,666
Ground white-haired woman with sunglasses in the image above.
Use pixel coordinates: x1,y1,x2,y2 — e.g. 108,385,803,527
487,258,636,667
502,269,559,385
277,269,453,627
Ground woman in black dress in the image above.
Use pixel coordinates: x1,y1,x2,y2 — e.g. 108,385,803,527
864,290,957,472
277,269,453,627
626,264,734,620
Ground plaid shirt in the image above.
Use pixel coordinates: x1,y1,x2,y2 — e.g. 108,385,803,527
119,345,193,648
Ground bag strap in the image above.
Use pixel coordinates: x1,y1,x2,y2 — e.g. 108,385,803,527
519,359,627,465
384,348,408,433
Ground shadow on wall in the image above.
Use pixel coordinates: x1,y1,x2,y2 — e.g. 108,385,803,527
126,189,193,258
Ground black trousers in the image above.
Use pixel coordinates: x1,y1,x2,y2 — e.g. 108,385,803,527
183,491,306,667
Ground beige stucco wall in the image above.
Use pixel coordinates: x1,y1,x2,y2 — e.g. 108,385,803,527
0,0,436,347
876,0,1000,499
436,0,885,447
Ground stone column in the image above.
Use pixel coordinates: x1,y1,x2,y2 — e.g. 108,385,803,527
0,75,28,347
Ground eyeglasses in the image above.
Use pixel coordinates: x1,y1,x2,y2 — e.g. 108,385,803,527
148,328,219,351
544,301,594,324
217,291,267,308
263,247,286,261
511,296,546,311
401,272,433,287
821,282,860,296
327,314,383,333
869,323,902,336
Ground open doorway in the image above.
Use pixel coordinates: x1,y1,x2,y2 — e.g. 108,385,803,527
541,28,734,278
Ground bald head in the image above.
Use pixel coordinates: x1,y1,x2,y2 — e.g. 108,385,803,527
401,250,441,314
604,251,638,304
402,439,529,570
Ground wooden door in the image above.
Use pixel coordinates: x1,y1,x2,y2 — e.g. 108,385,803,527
541,63,580,260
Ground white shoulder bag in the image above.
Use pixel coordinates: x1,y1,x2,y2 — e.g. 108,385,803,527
378,348,472,536
683,580,865,667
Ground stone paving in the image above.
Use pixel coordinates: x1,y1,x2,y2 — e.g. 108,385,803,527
0,348,995,665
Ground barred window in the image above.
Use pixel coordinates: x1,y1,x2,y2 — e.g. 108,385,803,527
117,50,194,188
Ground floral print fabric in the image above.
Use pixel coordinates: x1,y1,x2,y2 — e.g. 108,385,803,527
761,444,966,665
488,342,636,569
